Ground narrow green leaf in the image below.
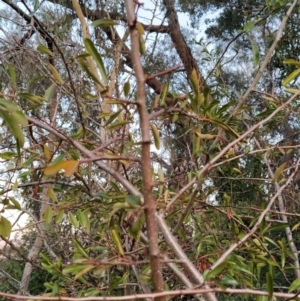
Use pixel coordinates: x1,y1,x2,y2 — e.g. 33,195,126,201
288,278,300,293
43,206,53,224
7,64,16,89
111,228,124,256
107,120,130,130
48,64,64,84
37,44,53,56
272,162,287,182
74,265,94,280
243,21,256,31
282,68,300,86
0,215,12,237
125,195,141,206
68,212,78,228
0,98,19,113
47,187,58,202
160,82,169,107
266,272,273,299
150,123,160,150
72,238,89,258
0,152,16,160
84,39,108,86
205,261,227,279
77,209,87,228
44,84,56,102
9,197,22,210
91,19,118,27
77,57,103,86
55,210,64,224
18,93,45,104
11,111,28,126
249,37,260,66
0,110,25,147
123,81,130,97
283,59,300,66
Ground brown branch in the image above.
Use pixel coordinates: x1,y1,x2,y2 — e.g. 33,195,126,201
125,1,165,300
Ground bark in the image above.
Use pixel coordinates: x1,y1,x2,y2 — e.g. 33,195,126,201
162,0,205,88
125,1,165,300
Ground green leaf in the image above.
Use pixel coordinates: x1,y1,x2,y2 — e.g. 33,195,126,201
84,39,108,86
37,44,53,56
0,152,16,160
205,261,227,279
74,264,94,280
0,215,12,237
123,81,130,97
43,206,53,224
11,111,28,126
44,84,56,102
91,19,118,27
55,210,64,224
288,278,300,293
111,228,124,256
160,82,169,107
125,195,141,206
72,238,89,258
7,64,16,89
249,37,260,66
8,197,21,210
243,20,256,31
282,68,300,86
0,98,20,112
0,110,25,147
63,264,88,275
48,64,64,84
77,209,87,228
77,57,103,86
18,92,45,104
47,187,58,202
150,123,160,150
266,272,273,299
107,120,131,130
68,212,78,228
272,162,287,182
283,59,300,66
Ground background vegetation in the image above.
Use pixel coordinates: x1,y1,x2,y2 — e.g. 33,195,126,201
0,0,300,300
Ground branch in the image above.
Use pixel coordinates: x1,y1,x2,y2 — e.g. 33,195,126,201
209,157,300,271
0,287,299,300
125,1,165,299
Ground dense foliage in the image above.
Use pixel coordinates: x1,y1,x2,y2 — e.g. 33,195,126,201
0,0,300,301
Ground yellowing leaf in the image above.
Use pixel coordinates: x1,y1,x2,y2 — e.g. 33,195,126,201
150,123,160,150
195,132,215,139
136,22,145,35
111,228,124,256
139,35,146,55
0,215,12,237
48,64,64,84
44,145,51,161
272,162,287,182
44,160,79,177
